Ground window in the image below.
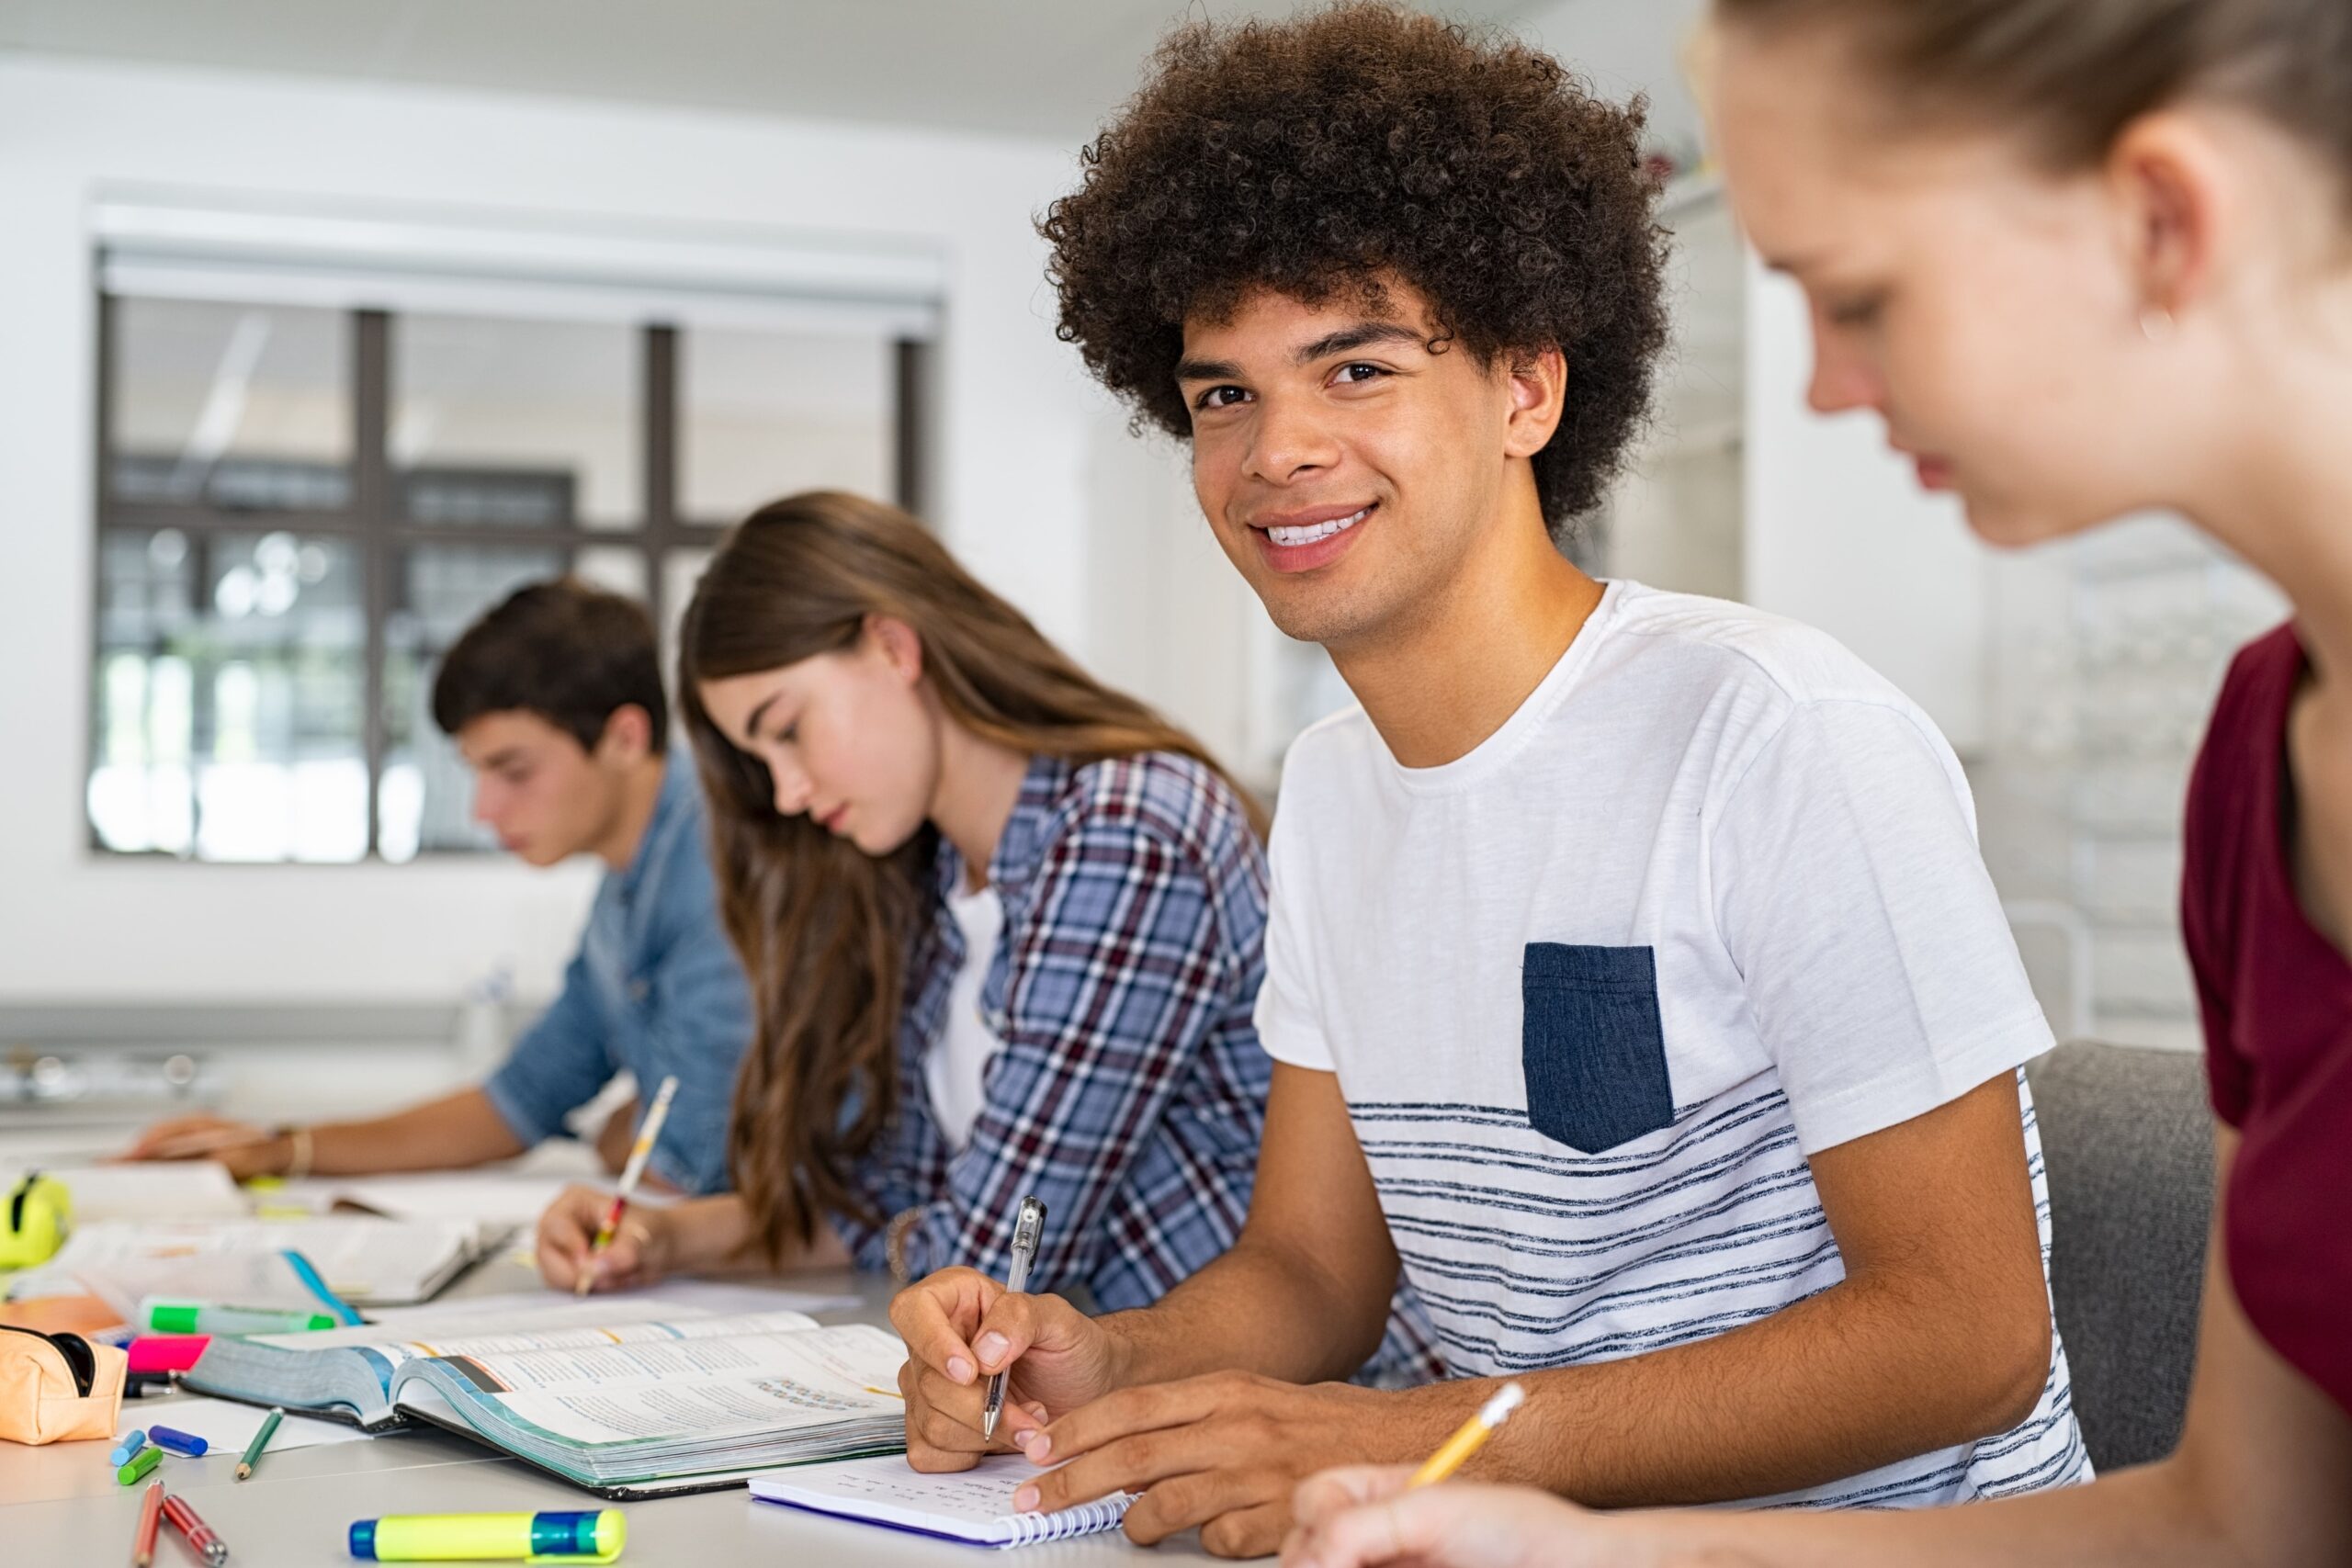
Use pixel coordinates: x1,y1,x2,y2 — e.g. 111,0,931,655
94,300,927,862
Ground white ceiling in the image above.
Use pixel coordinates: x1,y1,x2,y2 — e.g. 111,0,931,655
0,0,1576,142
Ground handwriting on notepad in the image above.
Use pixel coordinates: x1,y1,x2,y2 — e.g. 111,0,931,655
817,1464,1046,1519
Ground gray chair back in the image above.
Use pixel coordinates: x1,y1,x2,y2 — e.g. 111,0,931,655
2026,1040,2214,1471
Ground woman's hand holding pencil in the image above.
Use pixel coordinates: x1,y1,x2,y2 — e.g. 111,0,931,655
533,1074,681,1296
573,1074,679,1296
1279,1470,1629,1568
536,1188,674,1293
1277,1383,1713,1568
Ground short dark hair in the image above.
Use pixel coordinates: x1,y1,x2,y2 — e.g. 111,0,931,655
431,579,667,754
1041,1,1669,532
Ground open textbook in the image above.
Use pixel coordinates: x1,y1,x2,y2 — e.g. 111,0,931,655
267,1169,579,1230
183,1301,909,1497
6,1216,489,1310
751,1452,1136,1548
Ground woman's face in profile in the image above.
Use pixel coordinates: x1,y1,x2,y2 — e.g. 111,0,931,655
1710,20,2195,550
696,618,944,858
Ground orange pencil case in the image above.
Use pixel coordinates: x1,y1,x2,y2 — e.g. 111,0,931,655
0,1323,126,1444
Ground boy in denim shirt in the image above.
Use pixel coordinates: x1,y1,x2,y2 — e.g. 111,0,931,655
129,580,751,1195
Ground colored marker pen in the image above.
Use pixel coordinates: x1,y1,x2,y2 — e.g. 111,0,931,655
117,1443,162,1486
347,1510,626,1563
162,1493,230,1567
107,1428,147,1468
147,1425,208,1458
127,1335,210,1376
143,1300,337,1336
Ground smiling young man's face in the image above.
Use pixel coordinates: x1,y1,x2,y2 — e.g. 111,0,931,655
1179,279,1547,652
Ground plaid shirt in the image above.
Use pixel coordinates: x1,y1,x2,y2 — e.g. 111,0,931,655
834,751,1273,1311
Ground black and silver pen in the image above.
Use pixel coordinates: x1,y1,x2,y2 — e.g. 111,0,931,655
980,1195,1047,1440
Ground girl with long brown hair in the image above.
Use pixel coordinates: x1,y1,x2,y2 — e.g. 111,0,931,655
535,491,1426,1370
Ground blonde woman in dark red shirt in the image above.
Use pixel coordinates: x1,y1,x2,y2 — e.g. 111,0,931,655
1282,2,2352,1566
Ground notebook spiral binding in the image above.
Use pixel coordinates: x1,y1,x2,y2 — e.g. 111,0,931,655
1004,1491,1135,1544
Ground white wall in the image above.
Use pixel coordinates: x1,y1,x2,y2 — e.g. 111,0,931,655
1519,0,1994,753
1742,262,1991,752
0,55,1097,1004
1516,0,1712,164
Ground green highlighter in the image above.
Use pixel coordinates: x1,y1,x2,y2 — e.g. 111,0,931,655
348,1510,626,1563
142,1299,338,1336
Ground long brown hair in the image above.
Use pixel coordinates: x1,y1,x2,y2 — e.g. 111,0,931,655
1713,0,2352,187
679,490,1262,1259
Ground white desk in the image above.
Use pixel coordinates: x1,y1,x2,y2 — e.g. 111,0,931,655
1,1261,1214,1564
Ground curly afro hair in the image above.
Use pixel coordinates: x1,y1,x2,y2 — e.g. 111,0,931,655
1042,1,1669,533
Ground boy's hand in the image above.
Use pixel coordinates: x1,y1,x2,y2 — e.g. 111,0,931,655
1016,1375,1454,1557
120,1115,282,1179
889,1266,1129,1469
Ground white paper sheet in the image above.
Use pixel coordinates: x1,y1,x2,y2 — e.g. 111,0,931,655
366,1281,864,1326
270,1171,574,1230
0,1163,248,1224
751,1453,1135,1546
359,1292,708,1332
136,1395,377,1454
605,1279,865,1316
763,1452,1054,1526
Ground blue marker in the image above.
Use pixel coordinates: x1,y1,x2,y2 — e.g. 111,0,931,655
147,1425,208,1457
107,1429,147,1468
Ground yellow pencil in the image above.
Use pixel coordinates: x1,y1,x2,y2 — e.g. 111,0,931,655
1408,1382,1525,1487
576,1075,679,1296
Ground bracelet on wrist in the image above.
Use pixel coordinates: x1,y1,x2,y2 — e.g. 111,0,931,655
884,1206,925,1284
271,1125,313,1181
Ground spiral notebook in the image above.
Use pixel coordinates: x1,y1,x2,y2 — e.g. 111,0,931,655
750,1453,1135,1548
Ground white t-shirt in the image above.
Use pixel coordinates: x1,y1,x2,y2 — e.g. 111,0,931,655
1258,581,2089,1507
924,880,1006,1150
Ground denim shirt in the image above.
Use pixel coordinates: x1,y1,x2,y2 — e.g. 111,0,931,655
482,762,753,1194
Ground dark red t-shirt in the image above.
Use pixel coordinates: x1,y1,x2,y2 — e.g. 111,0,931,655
2181,622,2352,1417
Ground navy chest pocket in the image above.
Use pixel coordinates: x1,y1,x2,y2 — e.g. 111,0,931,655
1521,943,1676,1154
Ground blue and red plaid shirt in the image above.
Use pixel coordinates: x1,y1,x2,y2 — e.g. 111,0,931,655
836,750,1269,1310
833,751,1444,1381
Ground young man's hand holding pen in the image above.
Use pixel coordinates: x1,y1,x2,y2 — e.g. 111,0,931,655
888,1195,1132,1471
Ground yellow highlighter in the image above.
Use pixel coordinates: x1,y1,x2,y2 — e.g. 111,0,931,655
347,1510,626,1563
1408,1382,1526,1487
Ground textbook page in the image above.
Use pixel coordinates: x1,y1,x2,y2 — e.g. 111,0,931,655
426,1322,903,1443
29,1216,485,1306
243,1300,790,1368
365,1282,860,1329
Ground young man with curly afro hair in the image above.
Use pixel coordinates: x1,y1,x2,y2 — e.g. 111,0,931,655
893,5,2088,1555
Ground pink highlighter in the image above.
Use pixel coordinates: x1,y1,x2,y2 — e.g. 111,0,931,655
127,1335,210,1377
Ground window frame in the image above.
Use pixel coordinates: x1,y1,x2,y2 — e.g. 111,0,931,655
91,296,931,860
